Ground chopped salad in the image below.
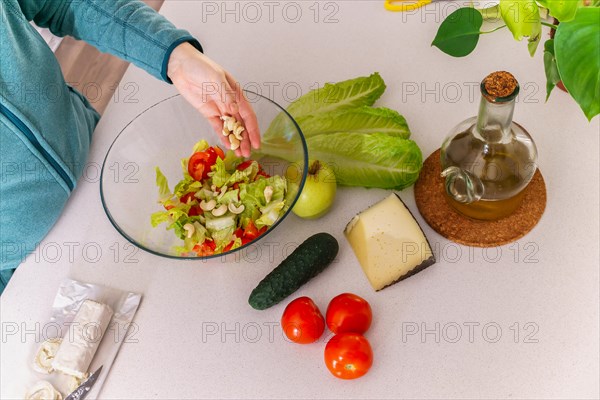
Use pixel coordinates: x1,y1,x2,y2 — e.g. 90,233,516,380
151,140,289,256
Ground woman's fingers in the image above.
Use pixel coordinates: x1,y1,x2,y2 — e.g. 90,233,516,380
226,72,260,150
239,130,251,157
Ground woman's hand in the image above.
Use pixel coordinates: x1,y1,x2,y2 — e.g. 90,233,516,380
167,42,259,157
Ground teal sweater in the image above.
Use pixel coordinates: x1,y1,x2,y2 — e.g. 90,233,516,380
0,0,202,293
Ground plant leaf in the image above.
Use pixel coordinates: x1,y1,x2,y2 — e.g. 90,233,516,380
499,0,541,40
555,7,600,120
527,19,542,56
546,0,579,21
432,7,483,57
543,39,560,100
295,106,411,139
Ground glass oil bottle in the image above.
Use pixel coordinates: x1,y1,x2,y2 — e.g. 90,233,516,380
440,71,538,221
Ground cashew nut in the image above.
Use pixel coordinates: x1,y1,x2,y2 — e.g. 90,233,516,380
200,199,216,211
228,203,245,214
211,204,228,216
264,186,274,203
233,125,245,140
229,134,241,151
183,223,195,239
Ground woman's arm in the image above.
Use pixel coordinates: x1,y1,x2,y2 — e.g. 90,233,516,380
18,0,199,82
17,0,259,154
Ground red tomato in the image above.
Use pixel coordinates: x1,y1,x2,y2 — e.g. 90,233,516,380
213,146,225,160
180,192,196,204
326,293,372,334
243,220,260,240
188,205,203,217
234,228,244,238
164,205,175,211
256,169,271,179
193,240,216,256
188,153,207,181
324,333,373,379
223,241,235,252
204,147,219,165
281,297,325,344
236,160,255,171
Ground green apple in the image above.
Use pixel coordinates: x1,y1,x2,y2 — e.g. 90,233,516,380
292,160,337,219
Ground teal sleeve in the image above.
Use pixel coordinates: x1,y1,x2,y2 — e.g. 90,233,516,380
15,0,203,82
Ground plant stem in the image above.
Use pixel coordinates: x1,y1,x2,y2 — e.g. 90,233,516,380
541,21,559,29
480,25,507,34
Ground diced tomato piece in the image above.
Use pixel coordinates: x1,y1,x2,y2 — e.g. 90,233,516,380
213,146,225,160
164,205,175,210
243,220,260,240
188,153,208,181
223,241,235,252
241,237,252,245
180,192,196,204
232,182,240,190
194,240,216,256
204,147,219,165
258,226,268,235
236,160,255,171
235,228,244,238
256,169,270,179
188,205,203,217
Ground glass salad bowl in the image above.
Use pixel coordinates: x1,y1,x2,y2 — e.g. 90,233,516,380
100,92,308,259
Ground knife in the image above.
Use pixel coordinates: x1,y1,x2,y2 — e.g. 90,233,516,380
65,365,103,400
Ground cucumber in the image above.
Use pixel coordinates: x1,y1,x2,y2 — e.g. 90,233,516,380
248,232,339,310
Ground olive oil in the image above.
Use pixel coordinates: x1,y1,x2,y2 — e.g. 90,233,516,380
446,189,527,220
440,72,538,221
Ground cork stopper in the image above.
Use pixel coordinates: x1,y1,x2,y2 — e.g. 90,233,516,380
482,71,519,102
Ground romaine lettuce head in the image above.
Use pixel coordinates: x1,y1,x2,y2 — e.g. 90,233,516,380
305,133,423,190
296,106,410,138
264,73,386,139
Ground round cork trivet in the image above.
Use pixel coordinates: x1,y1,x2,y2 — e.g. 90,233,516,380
414,149,546,247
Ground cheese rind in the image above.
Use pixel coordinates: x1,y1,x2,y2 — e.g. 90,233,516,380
51,300,113,378
345,194,435,291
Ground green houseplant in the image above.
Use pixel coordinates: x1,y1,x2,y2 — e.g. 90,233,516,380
431,1,600,121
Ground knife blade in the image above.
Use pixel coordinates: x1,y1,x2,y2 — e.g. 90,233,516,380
65,365,103,400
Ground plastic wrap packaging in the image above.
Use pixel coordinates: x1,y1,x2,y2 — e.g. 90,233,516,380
25,279,142,399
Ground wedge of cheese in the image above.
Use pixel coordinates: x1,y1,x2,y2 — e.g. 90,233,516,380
344,194,435,291
52,299,113,378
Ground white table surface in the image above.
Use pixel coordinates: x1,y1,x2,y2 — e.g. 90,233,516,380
2,1,599,399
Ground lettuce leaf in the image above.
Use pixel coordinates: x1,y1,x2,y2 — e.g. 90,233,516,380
264,73,386,139
239,176,287,228
192,140,210,153
205,214,236,250
259,133,422,190
155,167,171,202
296,106,410,138
287,73,386,117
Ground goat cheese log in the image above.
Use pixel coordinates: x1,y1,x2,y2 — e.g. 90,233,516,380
52,300,113,378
